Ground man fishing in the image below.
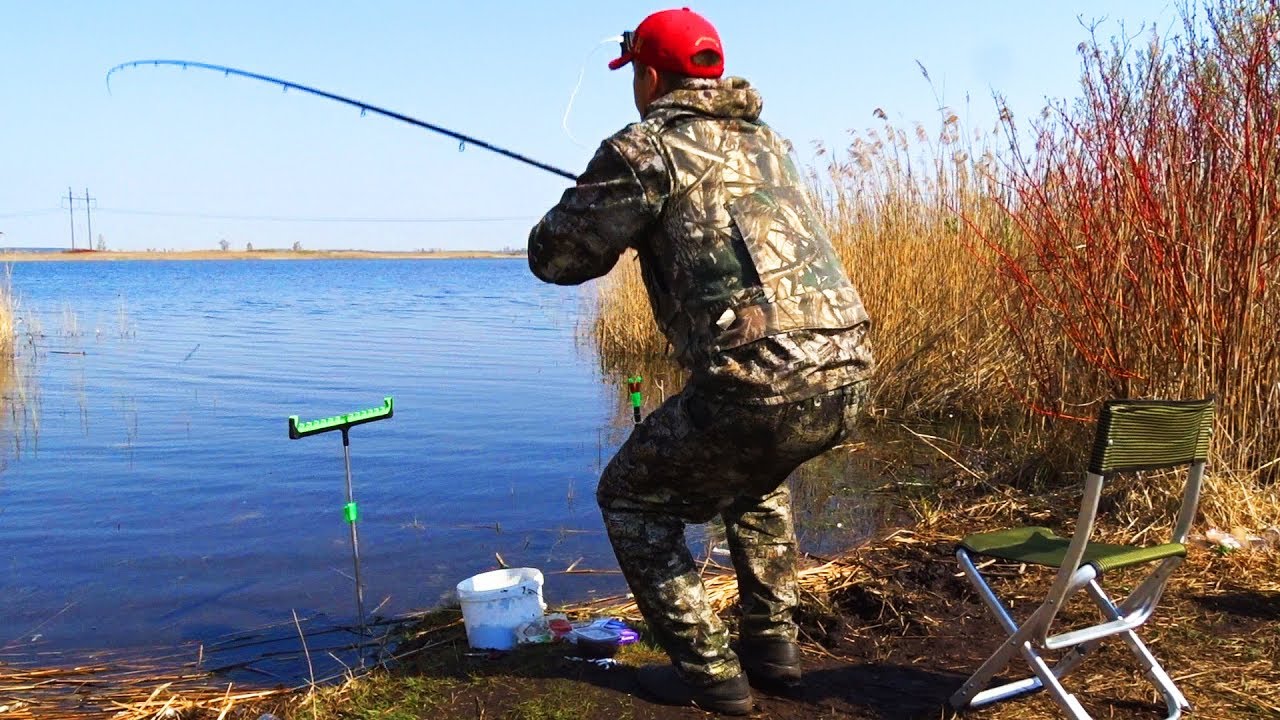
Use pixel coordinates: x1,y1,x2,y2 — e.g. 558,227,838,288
528,7,874,714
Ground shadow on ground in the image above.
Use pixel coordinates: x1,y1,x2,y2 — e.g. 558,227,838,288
1191,589,1280,621
395,640,965,719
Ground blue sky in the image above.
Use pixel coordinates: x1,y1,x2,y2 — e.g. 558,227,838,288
1,1,1178,251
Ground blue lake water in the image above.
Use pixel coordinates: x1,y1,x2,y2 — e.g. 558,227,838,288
0,259,627,648
0,258,879,677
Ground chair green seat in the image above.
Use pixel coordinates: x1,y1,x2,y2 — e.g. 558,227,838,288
960,527,1186,573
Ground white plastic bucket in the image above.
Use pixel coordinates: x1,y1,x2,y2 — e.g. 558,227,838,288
456,567,545,650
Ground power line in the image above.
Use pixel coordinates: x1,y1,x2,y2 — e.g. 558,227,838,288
92,207,538,223
0,208,61,219
4,204,537,225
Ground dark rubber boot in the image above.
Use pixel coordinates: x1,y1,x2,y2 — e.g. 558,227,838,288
738,639,803,695
635,664,753,715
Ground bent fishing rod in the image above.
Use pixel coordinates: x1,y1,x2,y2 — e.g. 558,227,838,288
105,59,577,181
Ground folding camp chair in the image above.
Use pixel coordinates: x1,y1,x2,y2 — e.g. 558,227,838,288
950,398,1215,720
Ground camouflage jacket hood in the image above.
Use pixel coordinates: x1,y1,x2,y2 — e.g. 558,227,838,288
643,77,763,124
528,76,871,380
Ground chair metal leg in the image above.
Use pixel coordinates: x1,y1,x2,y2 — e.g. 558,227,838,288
1049,577,1126,682
955,548,1018,632
955,634,1035,708
951,549,1087,713
1083,579,1190,719
1046,578,1188,719
1119,628,1187,720
951,549,1025,707
960,638,1093,717
952,549,1188,719
1022,643,1092,720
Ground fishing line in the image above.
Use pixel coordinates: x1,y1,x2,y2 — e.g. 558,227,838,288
105,59,577,181
561,36,623,149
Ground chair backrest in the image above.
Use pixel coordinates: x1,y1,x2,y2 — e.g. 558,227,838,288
1088,398,1215,476
1038,398,1215,642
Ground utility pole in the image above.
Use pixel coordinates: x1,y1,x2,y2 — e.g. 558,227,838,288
84,188,94,251
61,188,97,251
66,187,75,251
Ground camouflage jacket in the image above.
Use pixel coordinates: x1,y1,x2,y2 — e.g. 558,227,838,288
529,77,873,404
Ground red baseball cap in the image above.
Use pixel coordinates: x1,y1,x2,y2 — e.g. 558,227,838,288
608,7,724,79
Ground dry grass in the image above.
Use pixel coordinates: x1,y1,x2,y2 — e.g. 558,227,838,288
0,652,290,719
0,611,414,720
0,269,13,354
586,60,1027,432
586,124,1021,423
562,554,868,631
809,110,1019,421
0,269,28,463
586,252,666,368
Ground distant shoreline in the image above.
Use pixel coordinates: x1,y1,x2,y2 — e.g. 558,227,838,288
0,249,527,262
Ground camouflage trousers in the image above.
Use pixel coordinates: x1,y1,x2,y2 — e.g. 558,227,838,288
596,381,867,686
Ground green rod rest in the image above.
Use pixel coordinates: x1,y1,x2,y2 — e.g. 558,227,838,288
626,375,643,424
288,397,394,439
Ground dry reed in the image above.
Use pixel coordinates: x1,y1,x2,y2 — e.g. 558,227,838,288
0,267,36,462
977,0,1280,530
810,106,1019,420
585,252,667,371
0,269,13,354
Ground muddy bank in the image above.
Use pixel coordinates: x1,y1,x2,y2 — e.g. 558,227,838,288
269,528,1279,720
3,525,1276,718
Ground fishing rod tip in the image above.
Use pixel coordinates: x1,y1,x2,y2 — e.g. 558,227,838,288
103,61,139,94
